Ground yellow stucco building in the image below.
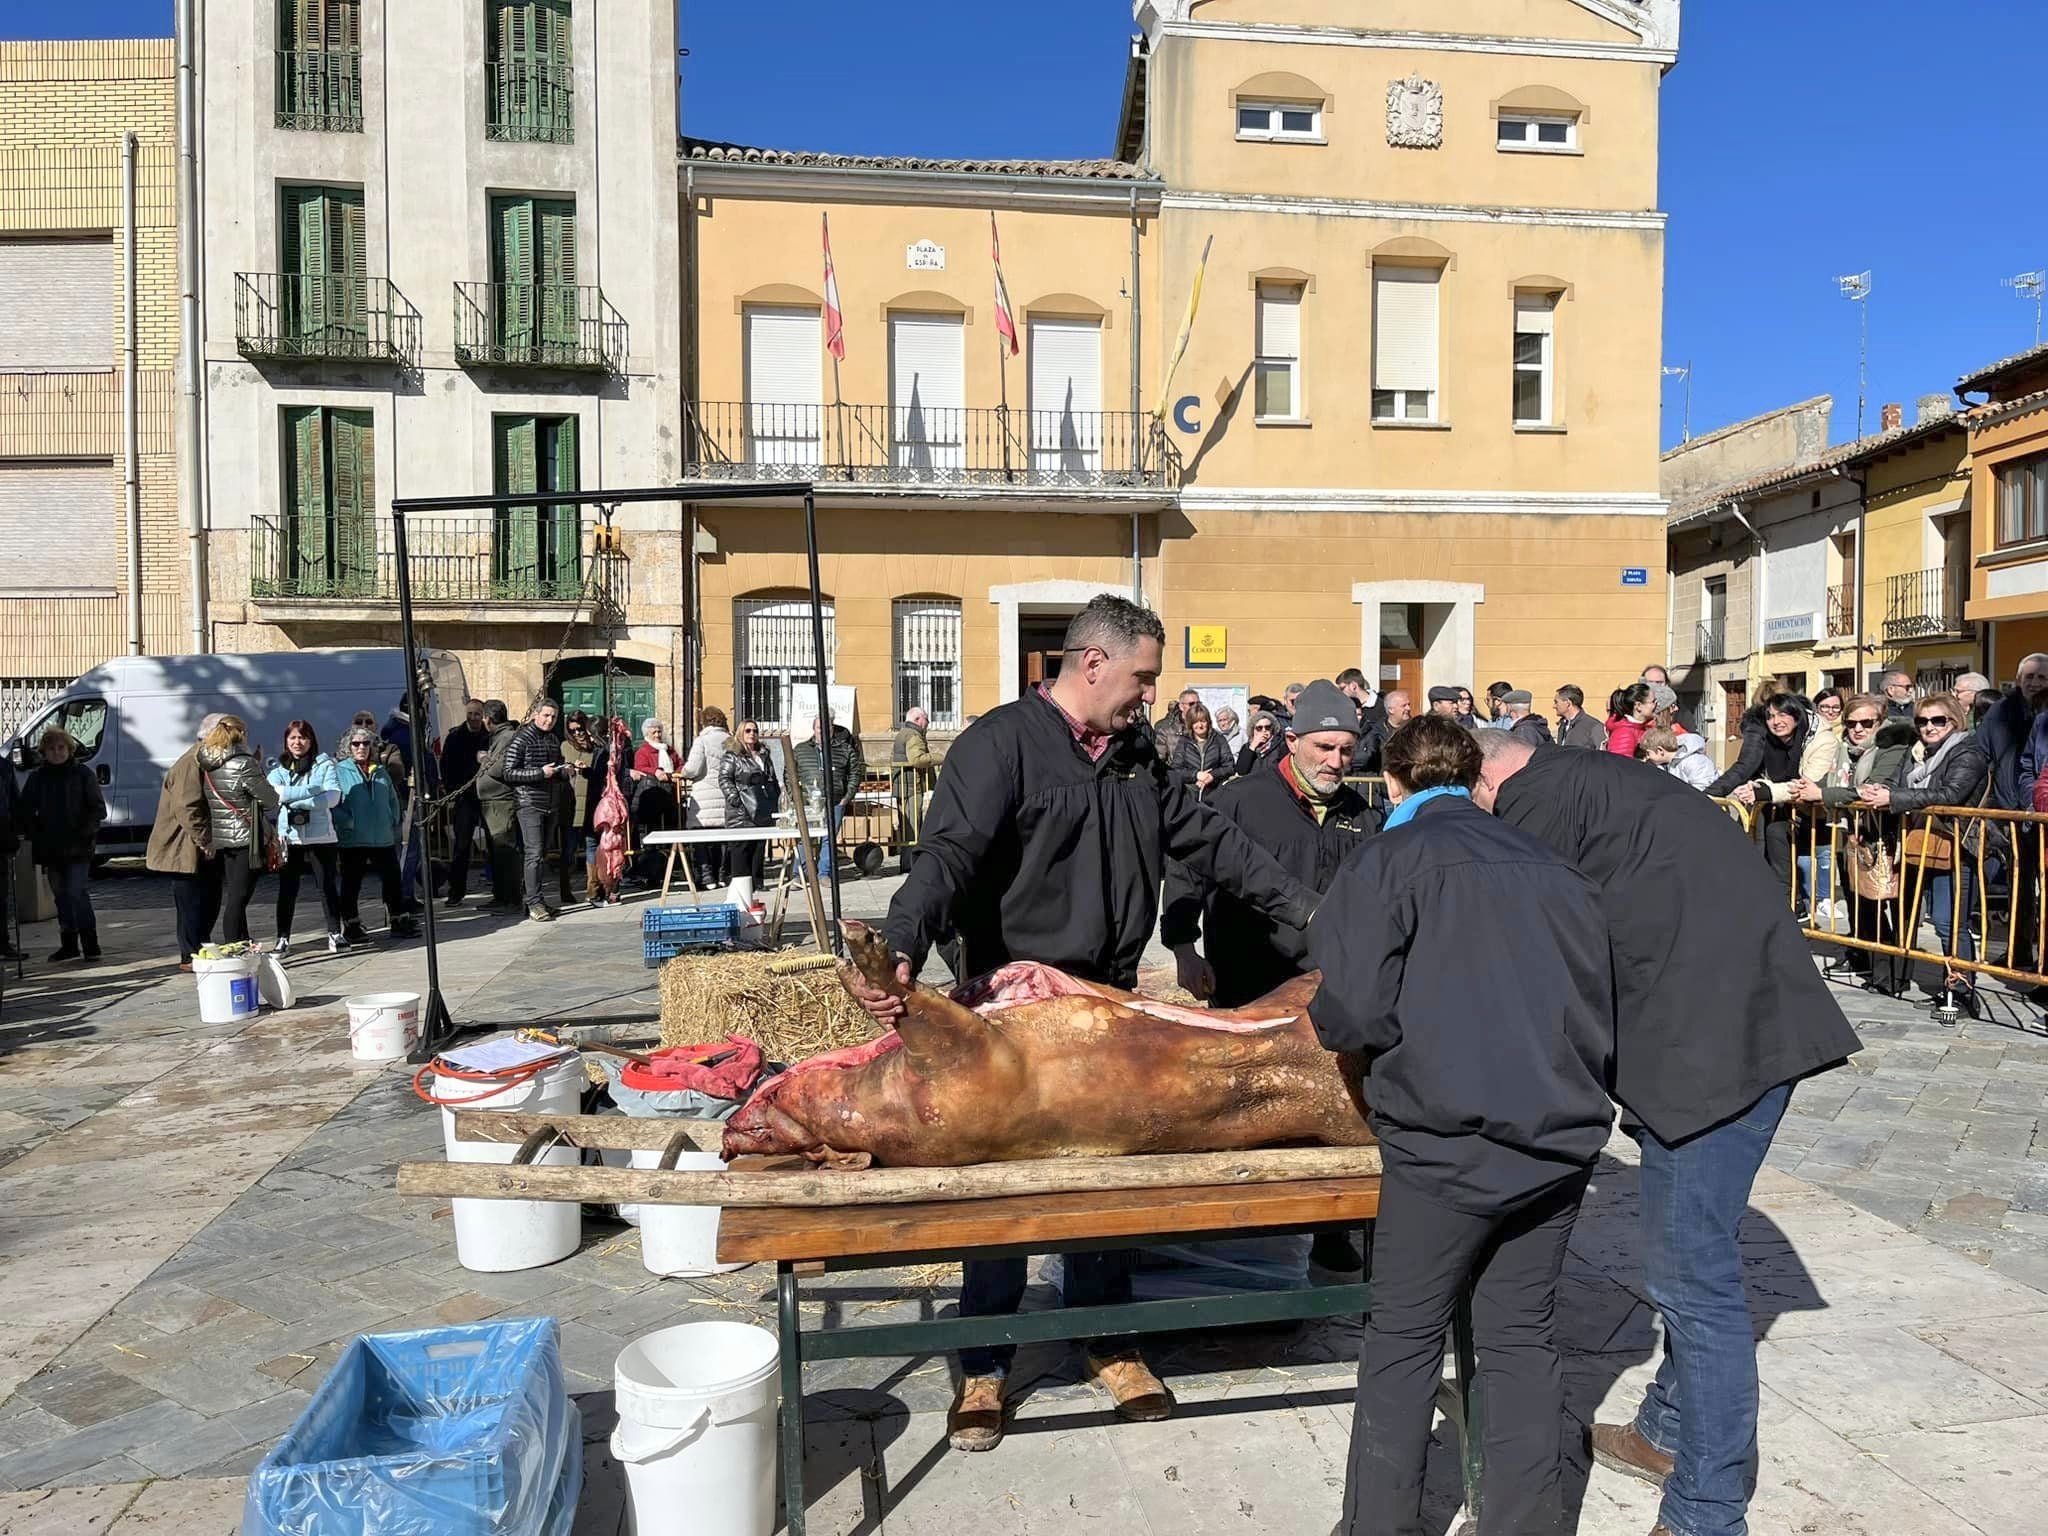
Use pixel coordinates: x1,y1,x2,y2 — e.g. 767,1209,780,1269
0,39,183,718
1962,343,2048,678
679,0,1680,739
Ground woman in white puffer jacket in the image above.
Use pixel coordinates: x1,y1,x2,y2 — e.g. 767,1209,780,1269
680,705,732,888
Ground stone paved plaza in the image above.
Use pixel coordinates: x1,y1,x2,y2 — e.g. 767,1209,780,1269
5,867,2048,1533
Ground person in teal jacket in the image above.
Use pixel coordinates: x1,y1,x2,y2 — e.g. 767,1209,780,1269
268,720,345,955
333,726,415,943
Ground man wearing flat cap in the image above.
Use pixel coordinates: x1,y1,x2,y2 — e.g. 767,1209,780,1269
1503,689,1553,748
1427,686,1463,720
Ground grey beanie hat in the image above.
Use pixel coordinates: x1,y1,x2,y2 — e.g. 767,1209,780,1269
1649,682,1678,712
1286,680,1359,736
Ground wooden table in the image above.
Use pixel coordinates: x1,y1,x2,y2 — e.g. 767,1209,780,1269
717,1176,1486,1536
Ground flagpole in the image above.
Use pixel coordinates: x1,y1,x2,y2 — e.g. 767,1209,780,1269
822,213,849,480
992,211,1021,484
997,328,1013,484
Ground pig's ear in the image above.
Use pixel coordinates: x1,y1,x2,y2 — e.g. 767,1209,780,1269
895,989,1020,1081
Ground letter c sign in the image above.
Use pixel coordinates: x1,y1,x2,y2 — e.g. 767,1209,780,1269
1173,394,1201,435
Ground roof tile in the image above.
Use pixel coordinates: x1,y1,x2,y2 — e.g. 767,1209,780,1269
680,137,1149,181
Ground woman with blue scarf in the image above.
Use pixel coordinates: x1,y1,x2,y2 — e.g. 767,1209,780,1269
1307,716,1615,1536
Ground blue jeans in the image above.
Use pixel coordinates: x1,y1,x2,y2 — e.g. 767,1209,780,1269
1925,864,1978,978
814,807,845,880
46,859,94,936
1632,1081,1792,1536
957,1250,1136,1379
1797,844,1833,914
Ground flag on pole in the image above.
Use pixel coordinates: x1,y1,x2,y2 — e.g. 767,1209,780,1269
822,213,846,362
991,213,1019,358
1153,234,1213,420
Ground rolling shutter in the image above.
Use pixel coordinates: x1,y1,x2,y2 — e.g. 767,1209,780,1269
1028,317,1102,472
890,312,964,470
745,306,822,462
1373,267,1440,393
0,239,113,368
0,464,119,588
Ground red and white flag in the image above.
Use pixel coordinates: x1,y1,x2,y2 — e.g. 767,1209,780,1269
991,212,1019,358
822,213,846,362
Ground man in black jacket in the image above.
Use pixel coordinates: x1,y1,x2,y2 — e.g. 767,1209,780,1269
852,594,1317,1455
1502,690,1553,747
441,699,491,906
1552,685,1607,750
1471,734,1861,1536
498,698,567,922
791,713,865,881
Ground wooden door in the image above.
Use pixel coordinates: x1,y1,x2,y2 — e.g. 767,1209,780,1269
1721,681,1747,748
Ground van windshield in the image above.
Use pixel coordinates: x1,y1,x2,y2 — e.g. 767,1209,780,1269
24,698,110,763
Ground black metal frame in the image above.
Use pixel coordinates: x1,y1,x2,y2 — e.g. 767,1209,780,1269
771,1221,1484,1535
388,480,843,1062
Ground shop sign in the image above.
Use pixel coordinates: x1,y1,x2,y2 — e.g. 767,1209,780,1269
1185,625,1228,668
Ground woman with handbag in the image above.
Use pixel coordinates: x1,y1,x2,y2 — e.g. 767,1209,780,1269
1859,692,1991,1016
1796,697,1915,988
268,720,344,956
199,715,280,946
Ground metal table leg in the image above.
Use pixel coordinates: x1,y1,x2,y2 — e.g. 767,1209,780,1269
778,1263,808,1536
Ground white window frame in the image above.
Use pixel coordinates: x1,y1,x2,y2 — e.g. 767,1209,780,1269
893,598,963,729
1512,294,1557,427
1254,281,1304,422
1236,100,1323,143
735,595,836,730
1371,267,1441,426
1497,113,1580,153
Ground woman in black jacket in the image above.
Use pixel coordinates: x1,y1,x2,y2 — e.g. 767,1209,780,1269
19,727,107,961
1308,717,1613,1536
1706,693,1809,909
1235,711,1280,777
1169,701,1235,796
1859,691,1992,1015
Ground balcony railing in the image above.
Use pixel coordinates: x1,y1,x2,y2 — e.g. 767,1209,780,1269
1884,567,1967,642
683,401,1183,491
453,282,626,372
486,60,574,143
1826,581,1856,639
275,48,363,132
250,511,626,608
1695,619,1727,663
234,274,422,368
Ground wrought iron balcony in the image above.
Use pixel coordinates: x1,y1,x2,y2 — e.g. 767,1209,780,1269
1883,567,1967,642
249,510,626,610
234,274,422,368
1826,581,1856,639
275,48,363,132
683,401,1183,491
1695,619,1727,663
486,60,574,143
453,282,626,372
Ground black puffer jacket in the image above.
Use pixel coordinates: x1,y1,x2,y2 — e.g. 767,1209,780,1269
1882,731,1990,814
498,722,565,812
1170,731,1235,794
19,758,105,864
1705,717,1808,798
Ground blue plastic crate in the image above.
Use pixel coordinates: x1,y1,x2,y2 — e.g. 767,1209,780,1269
643,904,741,966
243,1317,575,1536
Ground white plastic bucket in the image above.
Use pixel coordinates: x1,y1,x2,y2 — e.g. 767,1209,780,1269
725,874,756,909
633,1149,744,1278
346,992,419,1063
612,1322,780,1536
193,954,261,1025
436,1052,586,1272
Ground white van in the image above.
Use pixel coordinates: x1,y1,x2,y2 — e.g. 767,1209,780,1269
4,649,469,853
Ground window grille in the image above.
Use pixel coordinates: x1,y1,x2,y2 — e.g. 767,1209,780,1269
736,596,835,728
894,599,962,728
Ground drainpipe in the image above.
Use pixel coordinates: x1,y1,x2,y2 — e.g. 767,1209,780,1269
1730,501,1762,683
1128,186,1144,603
121,132,142,655
176,0,209,653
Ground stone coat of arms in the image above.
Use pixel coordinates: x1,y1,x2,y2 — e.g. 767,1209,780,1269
1386,73,1444,149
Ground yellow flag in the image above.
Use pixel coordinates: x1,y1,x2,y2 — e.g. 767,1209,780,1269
1153,234,1213,420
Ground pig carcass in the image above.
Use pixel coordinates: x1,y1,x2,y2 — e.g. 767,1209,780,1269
720,922,1373,1168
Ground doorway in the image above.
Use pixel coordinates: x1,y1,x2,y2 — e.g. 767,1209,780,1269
1721,680,1747,752
1018,612,1074,695
554,656,657,730
1378,602,1425,704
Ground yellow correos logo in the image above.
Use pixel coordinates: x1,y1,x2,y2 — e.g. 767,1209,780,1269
1186,625,1227,668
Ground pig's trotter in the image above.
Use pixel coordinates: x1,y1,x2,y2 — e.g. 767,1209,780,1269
840,920,907,997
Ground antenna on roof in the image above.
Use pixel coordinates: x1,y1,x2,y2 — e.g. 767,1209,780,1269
1836,271,1873,438
1661,361,1693,443
2005,270,2046,347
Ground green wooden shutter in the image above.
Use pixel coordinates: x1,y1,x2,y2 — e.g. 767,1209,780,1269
281,185,324,340
538,199,576,357
331,189,366,342
325,0,362,122
539,1,571,141
546,415,580,596
492,196,536,356
328,408,375,594
494,415,540,596
283,405,327,593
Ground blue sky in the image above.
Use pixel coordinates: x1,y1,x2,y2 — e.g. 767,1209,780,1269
16,1,2045,451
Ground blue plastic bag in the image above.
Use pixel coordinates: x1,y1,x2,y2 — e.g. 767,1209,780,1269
243,1317,578,1536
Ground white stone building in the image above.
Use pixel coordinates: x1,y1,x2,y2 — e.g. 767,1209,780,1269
196,0,684,719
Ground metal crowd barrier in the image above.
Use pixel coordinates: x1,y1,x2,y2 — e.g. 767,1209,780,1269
1715,798,2048,993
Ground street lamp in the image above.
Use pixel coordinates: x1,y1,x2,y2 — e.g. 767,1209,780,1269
1836,271,1872,438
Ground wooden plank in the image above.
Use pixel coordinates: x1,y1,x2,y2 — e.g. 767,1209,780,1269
402,1143,1384,1208
717,1178,1383,1264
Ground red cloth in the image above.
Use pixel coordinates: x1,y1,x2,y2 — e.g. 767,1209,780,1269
1605,717,1648,759
620,1035,766,1100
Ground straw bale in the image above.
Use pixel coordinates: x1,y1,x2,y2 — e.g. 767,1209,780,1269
658,948,881,1062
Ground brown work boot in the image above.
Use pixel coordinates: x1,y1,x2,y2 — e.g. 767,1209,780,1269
1084,1348,1174,1422
1589,1421,1675,1488
947,1373,1006,1452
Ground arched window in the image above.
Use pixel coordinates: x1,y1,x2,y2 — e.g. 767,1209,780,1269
735,591,835,728
894,597,963,728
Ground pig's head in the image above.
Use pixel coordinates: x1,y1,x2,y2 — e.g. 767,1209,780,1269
720,1034,903,1167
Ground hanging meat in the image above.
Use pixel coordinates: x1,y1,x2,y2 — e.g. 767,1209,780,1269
721,922,1373,1168
590,716,632,899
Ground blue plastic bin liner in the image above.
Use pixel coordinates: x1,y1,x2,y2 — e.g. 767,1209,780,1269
242,1317,577,1536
